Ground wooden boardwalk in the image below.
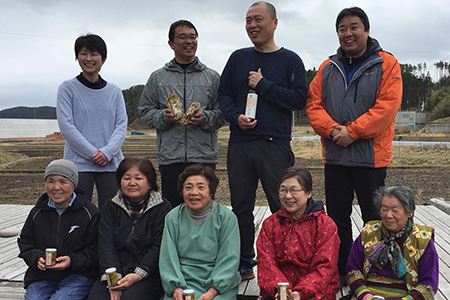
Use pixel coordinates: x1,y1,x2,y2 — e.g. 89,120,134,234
1,204,449,299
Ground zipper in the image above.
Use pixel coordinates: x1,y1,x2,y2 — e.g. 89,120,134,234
184,69,188,162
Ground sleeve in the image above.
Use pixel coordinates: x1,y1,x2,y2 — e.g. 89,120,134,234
135,200,172,277
97,202,122,274
218,54,242,127
17,209,45,271
403,239,439,300
56,83,98,160
98,88,128,161
346,235,372,300
255,54,308,111
205,210,240,294
67,205,100,273
256,217,290,298
346,54,403,141
199,72,226,132
138,73,172,131
306,60,341,139
159,211,188,295
292,216,340,298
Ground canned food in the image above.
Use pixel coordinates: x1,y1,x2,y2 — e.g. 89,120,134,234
105,267,119,287
183,289,195,300
277,282,290,300
45,248,57,266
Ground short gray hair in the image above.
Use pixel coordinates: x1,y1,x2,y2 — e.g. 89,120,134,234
250,1,277,19
373,185,416,216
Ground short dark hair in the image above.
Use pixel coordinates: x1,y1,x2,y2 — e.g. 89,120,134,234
277,167,313,194
115,157,158,192
250,1,277,19
168,20,198,42
74,34,107,62
177,164,219,197
335,7,370,32
373,185,416,217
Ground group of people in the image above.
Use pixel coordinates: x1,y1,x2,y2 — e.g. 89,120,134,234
17,1,440,299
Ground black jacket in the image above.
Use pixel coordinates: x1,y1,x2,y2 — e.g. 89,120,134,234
18,192,100,288
98,190,171,277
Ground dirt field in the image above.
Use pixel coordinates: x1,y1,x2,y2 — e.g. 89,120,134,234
0,130,449,206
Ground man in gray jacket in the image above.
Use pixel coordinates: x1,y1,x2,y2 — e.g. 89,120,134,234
139,20,224,207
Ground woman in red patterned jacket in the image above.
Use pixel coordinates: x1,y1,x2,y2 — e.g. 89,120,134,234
256,167,340,299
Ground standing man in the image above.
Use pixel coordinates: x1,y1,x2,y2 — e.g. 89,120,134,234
218,2,308,280
306,7,402,283
139,20,224,208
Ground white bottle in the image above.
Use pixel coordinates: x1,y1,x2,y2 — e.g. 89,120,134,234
245,89,258,120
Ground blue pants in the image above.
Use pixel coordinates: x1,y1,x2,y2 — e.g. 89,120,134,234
24,274,94,300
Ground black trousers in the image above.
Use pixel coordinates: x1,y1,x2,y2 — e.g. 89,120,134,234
228,139,294,267
78,172,117,210
325,164,386,275
159,162,216,208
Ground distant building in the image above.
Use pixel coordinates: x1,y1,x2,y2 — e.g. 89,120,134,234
395,111,431,133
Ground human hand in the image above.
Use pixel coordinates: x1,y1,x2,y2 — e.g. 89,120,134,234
172,288,184,300
108,273,142,290
330,127,341,139
248,68,263,89
290,291,301,300
109,289,123,300
238,114,257,131
362,294,374,300
93,151,108,166
198,287,218,300
37,257,46,271
164,108,179,123
45,256,70,270
187,111,204,126
332,125,354,147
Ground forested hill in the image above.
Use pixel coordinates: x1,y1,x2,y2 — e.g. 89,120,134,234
0,106,56,119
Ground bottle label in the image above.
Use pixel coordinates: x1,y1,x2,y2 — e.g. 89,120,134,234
245,92,258,120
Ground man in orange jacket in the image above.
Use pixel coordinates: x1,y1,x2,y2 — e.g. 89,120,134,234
306,7,402,283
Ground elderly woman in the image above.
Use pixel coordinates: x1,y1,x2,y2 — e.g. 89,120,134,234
88,157,172,300
346,185,439,300
18,159,100,300
159,164,241,300
257,167,340,300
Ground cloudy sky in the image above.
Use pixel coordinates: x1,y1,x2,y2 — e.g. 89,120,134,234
0,0,449,110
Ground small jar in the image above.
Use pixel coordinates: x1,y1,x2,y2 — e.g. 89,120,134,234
105,267,119,287
277,282,290,300
183,289,195,300
373,296,385,300
45,248,57,266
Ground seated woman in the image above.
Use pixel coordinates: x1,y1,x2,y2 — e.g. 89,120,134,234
159,164,241,300
257,167,340,300
346,185,439,300
88,157,172,300
18,159,100,300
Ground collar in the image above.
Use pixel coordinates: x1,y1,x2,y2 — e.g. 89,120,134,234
47,192,77,215
76,72,107,89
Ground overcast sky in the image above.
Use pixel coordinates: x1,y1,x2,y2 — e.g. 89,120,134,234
1,0,449,111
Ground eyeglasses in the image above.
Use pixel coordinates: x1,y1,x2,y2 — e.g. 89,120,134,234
279,188,303,195
175,34,198,41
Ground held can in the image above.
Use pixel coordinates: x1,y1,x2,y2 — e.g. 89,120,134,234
277,282,290,300
105,267,119,287
183,289,195,300
45,248,57,266
245,89,258,120
373,296,385,300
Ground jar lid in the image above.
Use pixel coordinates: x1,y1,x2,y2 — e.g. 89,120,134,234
105,267,117,273
183,289,195,294
45,248,57,252
277,282,289,286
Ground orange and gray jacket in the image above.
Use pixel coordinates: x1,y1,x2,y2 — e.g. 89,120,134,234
307,37,402,168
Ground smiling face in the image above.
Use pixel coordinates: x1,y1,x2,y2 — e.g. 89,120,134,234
245,4,278,51
120,166,151,202
337,15,369,58
46,175,74,207
380,196,412,234
77,46,105,80
279,177,312,220
169,25,198,64
182,175,211,212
